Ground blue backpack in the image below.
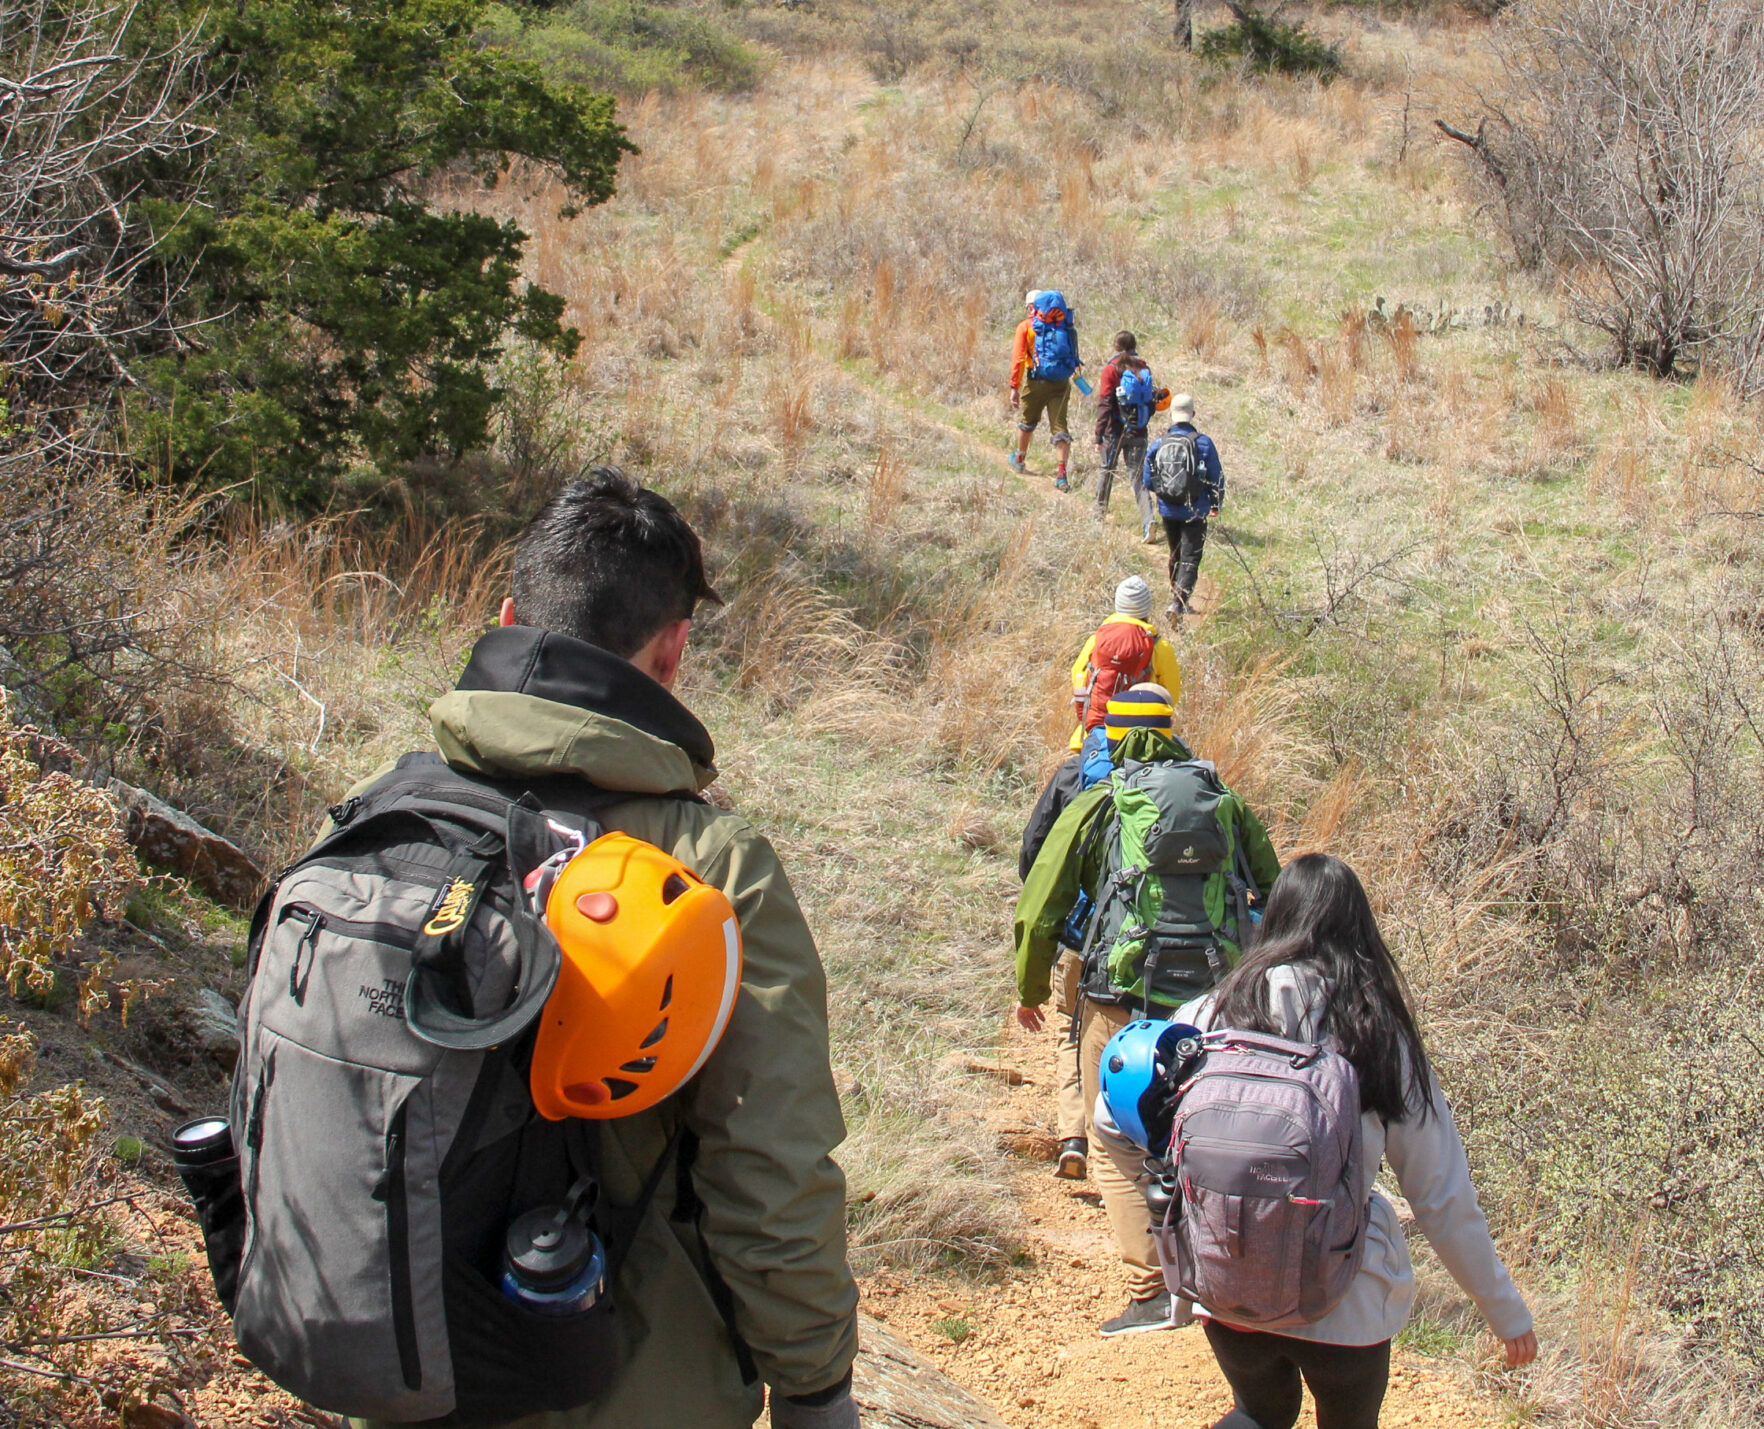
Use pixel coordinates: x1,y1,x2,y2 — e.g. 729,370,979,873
1117,365,1156,430
1078,726,1113,790
1030,291,1079,382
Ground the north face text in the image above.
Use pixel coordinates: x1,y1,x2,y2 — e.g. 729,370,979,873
359,978,406,1020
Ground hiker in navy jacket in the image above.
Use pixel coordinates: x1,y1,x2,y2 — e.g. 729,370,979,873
1142,393,1222,621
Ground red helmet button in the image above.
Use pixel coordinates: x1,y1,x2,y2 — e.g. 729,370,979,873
575,892,618,922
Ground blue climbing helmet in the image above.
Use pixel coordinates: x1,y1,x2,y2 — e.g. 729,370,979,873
1099,1019,1205,1154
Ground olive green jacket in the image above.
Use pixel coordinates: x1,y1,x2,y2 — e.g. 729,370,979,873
357,627,857,1429
1014,727,1282,1009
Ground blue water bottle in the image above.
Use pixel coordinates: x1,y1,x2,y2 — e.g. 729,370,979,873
499,1204,607,1316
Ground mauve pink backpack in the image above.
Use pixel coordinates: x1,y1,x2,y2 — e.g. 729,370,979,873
1152,1029,1371,1330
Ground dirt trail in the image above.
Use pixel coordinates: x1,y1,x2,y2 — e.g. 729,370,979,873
863,1019,1507,1429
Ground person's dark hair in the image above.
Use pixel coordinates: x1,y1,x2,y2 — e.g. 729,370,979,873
1211,853,1435,1123
1113,330,1137,353
511,467,721,657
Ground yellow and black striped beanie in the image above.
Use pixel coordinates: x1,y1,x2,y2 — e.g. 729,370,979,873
1104,682,1175,747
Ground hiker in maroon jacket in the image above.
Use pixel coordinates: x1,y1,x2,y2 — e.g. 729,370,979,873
1093,331,1166,541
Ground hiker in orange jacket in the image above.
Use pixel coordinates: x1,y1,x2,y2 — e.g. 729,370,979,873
1068,577,1182,750
1009,289,1081,490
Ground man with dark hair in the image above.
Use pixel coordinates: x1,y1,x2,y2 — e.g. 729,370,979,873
364,468,861,1429
505,474,721,659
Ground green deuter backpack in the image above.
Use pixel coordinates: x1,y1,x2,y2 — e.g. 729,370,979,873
1078,758,1259,1010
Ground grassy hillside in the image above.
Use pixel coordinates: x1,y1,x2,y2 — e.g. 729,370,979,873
479,4,1764,1418
6,1,1764,1423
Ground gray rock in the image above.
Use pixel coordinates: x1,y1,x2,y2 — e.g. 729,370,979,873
107,779,265,909
190,988,240,1071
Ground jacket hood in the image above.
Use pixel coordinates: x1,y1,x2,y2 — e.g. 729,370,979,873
429,625,718,795
1110,727,1194,766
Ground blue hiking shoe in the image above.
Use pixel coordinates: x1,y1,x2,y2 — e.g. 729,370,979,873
1007,452,1027,473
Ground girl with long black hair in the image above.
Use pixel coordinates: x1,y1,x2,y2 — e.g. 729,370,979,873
1179,852,1536,1429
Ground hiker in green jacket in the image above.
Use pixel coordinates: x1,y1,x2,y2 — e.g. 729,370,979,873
354,471,860,1429
1013,687,1280,1339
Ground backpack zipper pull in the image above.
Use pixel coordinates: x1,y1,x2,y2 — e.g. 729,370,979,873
327,795,363,827
287,906,322,1004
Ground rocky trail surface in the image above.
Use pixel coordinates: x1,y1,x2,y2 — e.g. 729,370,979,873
859,1018,1511,1429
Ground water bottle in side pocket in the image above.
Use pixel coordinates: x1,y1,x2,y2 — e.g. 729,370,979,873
172,1116,246,1314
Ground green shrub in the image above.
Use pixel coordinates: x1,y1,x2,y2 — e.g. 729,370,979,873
129,0,635,502
1199,6,1343,79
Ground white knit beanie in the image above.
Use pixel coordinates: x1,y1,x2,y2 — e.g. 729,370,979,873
1114,576,1154,621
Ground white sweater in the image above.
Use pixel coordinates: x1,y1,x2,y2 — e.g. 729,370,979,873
1173,966,1533,1347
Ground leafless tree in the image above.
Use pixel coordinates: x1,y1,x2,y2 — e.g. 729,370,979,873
0,0,211,458
1439,0,1764,384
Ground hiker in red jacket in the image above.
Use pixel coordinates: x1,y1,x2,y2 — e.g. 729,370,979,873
1067,576,1183,751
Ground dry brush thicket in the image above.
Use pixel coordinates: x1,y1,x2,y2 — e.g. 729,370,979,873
1444,0,1764,383
0,0,209,453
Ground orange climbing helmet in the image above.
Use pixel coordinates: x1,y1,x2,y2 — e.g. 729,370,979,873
530,833,743,1121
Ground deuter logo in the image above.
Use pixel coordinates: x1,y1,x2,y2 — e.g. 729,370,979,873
423,876,477,936
360,978,406,1021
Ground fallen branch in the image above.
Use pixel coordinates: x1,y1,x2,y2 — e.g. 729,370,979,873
0,1194,137,1237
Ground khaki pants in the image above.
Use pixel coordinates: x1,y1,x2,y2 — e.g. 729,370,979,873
1018,377,1071,440
1052,950,1085,1143
1078,998,1165,1301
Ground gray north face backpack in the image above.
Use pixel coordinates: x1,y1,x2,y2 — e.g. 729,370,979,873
1152,1030,1370,1330
1148,431,1205,508
217,754,686,1424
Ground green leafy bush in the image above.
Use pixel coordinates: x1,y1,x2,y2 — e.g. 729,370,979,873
1199,5,1343,80
127,0,637,502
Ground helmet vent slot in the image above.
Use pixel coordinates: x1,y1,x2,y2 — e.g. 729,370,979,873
620,1057,657,1074
661,873,691,905
659,974,673,1010
640,1018,668,1049
604,1077,640,1100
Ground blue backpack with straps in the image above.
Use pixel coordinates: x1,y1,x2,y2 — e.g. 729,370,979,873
1078,725,1113,790
1031,291,1078,382
1117,365,1156,429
